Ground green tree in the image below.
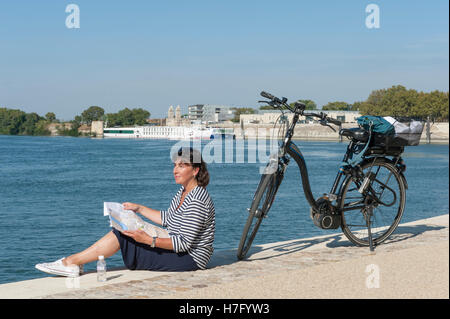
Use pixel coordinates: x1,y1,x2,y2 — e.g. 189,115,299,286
22,112,43,135
322,101,351,111
45,112,56,122
0,108,26,135
116,108,134,126
231,107,256,123
357,85,449,120
417,90,449,121
81,106,105,125
350,101,363,111
131,108,151,125
297,99,317,110
34,119,51,136
105,112,119,127
0,108,51,136
73,115,82,126
106,107,151,127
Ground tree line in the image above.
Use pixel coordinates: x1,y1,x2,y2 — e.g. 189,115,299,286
0,108,53,136
1,85,448,136
355,85,448,120
0,106,151,136
234,85,448,122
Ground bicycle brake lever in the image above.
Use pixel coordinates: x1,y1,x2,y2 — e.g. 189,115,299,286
327,124,336,132
319,120,336,132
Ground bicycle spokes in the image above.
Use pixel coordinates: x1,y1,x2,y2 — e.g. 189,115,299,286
340,160,406,247
368,178,397,207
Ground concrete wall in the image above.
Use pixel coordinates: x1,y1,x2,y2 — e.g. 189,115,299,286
233,123,355,140
227,122,448,144
240,111,361,125
426,122,448,142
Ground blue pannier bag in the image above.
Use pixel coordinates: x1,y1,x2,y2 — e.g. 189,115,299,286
341,115,395,168
356,115,395,135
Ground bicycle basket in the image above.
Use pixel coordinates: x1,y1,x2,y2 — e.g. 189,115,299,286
372,117,424,147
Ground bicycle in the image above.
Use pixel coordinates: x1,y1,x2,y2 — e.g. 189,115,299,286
237,91,414,260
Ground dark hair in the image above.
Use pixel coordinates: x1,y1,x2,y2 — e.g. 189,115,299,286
172,147,210,187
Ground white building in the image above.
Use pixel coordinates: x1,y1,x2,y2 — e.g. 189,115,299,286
188,104,235,123
240,110,361,124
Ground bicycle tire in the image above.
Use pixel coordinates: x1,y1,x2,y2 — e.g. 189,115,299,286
237,173,277,260
339,158,406,247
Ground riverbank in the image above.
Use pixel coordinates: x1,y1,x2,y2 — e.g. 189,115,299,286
231,122,449,144
0,214,447,299
1,121,448,144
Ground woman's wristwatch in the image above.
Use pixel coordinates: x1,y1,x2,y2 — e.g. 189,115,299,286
151,236,157,248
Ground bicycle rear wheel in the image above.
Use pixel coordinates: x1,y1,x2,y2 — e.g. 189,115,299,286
339,158,406,247
237,173,278,260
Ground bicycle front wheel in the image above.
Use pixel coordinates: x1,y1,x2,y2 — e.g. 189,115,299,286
339,158,406,247
237,173,277,260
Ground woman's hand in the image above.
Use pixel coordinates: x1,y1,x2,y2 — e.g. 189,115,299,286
121,229,152,246
122,202,141,213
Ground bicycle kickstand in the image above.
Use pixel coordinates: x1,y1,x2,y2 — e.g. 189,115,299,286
365,207,375,253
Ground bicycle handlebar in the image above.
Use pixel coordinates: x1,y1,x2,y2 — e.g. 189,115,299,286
303,112,342,126
259,91,342,126
260,91,342,126
327,117,342,126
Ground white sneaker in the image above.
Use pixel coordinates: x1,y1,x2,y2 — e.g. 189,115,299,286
35,258,81,277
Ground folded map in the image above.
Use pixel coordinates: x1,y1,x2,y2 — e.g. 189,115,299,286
103,202,169,238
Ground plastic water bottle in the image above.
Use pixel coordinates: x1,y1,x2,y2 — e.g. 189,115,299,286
97,255,107,282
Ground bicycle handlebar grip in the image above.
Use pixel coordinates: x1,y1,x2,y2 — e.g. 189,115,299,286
261,91,275,100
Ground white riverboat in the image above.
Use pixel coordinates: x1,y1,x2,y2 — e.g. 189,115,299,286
103,126,235,140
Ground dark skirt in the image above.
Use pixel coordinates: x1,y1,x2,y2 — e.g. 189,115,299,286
112,229,199,272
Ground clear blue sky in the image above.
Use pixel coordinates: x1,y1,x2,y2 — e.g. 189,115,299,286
0,0,448,120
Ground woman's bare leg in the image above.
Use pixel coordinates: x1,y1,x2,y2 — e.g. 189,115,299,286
63,231,120,266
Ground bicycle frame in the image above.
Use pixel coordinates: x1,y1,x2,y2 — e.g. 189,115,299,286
273,103,405,216
237,91,410,258
275,108,323,212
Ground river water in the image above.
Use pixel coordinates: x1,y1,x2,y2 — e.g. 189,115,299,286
0,135,448,284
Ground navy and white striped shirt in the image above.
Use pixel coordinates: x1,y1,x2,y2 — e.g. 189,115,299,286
160,186,215,269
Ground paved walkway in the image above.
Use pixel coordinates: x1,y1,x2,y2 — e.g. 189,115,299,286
0,214,448,299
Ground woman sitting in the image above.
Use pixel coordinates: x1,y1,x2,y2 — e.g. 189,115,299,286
35,147,215,276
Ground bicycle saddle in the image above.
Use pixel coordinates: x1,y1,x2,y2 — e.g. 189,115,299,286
339,127,369,142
